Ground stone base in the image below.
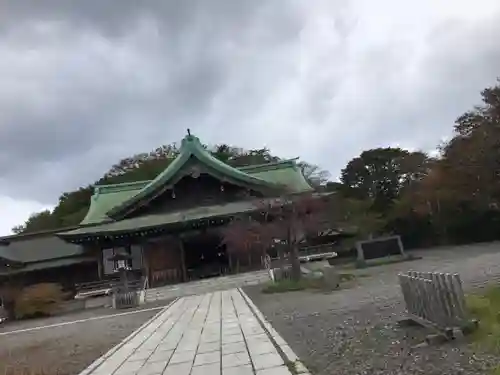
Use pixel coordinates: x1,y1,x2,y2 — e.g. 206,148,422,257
322,267,340,289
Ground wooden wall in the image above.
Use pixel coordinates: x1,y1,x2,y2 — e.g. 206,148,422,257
143,237,183,287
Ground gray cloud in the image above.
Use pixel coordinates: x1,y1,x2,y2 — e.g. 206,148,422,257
0,0,499,207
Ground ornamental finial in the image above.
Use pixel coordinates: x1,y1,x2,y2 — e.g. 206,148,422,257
187,128,191,136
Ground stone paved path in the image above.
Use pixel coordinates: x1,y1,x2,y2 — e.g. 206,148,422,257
80,289,298,375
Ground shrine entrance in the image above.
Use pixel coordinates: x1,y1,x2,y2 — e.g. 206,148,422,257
183,232,228,280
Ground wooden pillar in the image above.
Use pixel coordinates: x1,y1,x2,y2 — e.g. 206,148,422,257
140,241,150,287
94,245,104,280
179,237,188,282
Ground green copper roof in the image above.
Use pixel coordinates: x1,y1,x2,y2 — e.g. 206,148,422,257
0,257,95,276
0,233,85,263
64,199,263,238
80,181,150,225
61,192,332,240
80,134,313,225
239,160,313,191
106,134,282,219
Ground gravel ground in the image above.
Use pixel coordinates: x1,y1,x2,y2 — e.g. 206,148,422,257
245,243,500,375
0,300,173,375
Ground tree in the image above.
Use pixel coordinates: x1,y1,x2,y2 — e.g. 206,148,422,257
228,147,280,167
12,210,59,234
220,216,274,273
298,162,331,188
439,83,500,209
340,148,431,211
221,193,333,281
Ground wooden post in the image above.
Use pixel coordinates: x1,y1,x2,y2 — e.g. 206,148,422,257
141,241,151,288
96,247,103,279
179,238,188,282
396,235,406,256
355,241,364,262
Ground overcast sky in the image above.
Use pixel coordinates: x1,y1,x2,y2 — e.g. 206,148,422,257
1,0,500,236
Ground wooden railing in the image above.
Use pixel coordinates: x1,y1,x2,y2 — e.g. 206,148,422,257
398,271,476,338
74,277,120,298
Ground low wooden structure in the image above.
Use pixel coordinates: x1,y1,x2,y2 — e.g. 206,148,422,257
398,271,477,340
111,279,145,309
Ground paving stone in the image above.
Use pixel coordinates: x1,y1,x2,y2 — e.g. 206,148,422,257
197,341,220,353
222,364,254,375
194,350,221,366
204,323,221,332
115,359,145,374
253,352,284,370
222,333,244,344
138,360,168,375
128,349,155,361
221,341,247,355
156,341,177,351
191,362,221,375
242,326,265,336
222,352,251,368
176,341,199,352
247,342,277,356
169,350,196,365
221,322,240,330
256,365,292,375
222,327,242,336
148,350,173,363
246,334,269,346
162,362,192,375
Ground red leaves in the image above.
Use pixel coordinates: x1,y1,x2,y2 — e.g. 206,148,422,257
220,218,252,254
220,193,331,252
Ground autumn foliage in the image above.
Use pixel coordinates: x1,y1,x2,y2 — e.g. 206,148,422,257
339,80,500,247
220,193,333,280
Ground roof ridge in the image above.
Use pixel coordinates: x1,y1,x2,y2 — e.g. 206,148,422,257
0,225,81,242
96,180,152,188
95,180,151,194
239,158,299,172
90,157,298,194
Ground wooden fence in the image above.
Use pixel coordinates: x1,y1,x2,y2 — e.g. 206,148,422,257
398,271,470,333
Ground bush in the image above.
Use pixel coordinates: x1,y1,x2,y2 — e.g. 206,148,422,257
14,283,65,319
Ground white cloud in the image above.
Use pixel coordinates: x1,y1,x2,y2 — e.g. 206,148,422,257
0,0,499,232
0,196,52,236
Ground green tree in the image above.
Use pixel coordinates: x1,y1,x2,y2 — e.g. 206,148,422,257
12,210,59,234
340,148,430,211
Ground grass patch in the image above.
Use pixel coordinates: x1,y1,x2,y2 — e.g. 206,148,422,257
467,286,500,351
466,286,500,374
285,360,298,375
262,272,359,294
262,278,326,294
